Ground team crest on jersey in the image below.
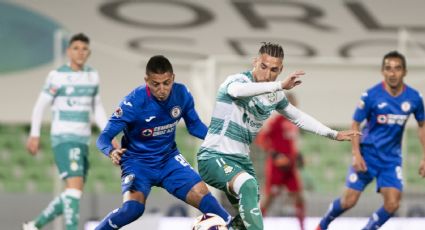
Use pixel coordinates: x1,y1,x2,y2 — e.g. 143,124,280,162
170,106,182,118
349,173,358,183
267,93,277,103
113,107,123,118
123,174,135,184
401,101,411,112
223,164,234,174
141,128,154,137
70,161,79,171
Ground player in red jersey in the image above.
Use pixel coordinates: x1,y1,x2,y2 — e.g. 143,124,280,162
256,93,305,230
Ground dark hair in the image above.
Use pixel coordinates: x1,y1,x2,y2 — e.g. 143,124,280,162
382,51,406,70
146,55,173,76
259,42,284,59
69,33,90,46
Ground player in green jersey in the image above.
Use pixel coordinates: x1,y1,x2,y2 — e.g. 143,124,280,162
23,33,117,230
197,42,360,230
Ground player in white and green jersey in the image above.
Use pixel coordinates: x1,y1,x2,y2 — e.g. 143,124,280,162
197,42,361,230
23,33,117,230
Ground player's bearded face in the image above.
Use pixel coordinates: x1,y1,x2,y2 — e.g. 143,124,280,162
67,41,90,69
145,72,175,101
252,54,283,82
381,58,406,89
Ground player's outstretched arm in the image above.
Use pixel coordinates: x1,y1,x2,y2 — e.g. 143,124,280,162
280,70,304,90
334,130,362,141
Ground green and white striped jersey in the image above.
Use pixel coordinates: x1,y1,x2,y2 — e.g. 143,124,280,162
30,64,107,146
199,71,288,159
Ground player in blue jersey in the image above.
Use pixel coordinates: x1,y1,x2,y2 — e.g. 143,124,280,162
316,51,425,230
95,55,231,229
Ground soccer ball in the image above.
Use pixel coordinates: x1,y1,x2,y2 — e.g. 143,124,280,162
192,213,228,230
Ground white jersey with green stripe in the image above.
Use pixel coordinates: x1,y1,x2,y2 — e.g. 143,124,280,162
200,71,288,158
31,64,104,146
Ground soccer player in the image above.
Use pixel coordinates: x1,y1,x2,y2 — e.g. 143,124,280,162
316,51,425,230
197,42,360,230
95,55,231,229
255,93,306,230
24,33,117,230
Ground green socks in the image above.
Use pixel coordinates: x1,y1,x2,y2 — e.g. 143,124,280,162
34,189,81,230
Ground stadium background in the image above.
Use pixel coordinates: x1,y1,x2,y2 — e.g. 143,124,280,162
1,0,425,229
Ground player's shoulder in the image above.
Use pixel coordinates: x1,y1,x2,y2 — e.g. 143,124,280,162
404,84,423,100
173,82,190,94
122,85,148,108
360,82,382,100
232,71,252,82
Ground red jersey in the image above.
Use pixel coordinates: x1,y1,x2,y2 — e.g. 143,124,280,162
256,114,299,161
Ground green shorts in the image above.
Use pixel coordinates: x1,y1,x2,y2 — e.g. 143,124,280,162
197,151,258,193
53,142,89,180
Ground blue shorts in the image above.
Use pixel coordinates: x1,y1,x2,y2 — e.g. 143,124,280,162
120,153,202,201
345,157,403,192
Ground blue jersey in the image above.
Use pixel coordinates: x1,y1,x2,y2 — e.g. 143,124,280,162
353,82,424,164
97,83,207,166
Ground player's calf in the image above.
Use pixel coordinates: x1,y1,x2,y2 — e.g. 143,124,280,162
95,200,145,230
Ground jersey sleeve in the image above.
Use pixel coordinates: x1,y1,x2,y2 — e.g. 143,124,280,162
182,86,208,139
414,93,425,122
353,91,371,122
96,96,136,156
42,71,60,98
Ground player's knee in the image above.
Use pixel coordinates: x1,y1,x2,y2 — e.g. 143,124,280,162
232,172,257,195
384,200,400,213
121,200,145,221
341,195,358,209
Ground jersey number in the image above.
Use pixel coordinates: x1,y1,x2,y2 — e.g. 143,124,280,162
69,148,81,161
175,154,189,167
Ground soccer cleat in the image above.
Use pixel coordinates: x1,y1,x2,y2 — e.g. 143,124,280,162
22,221,38,230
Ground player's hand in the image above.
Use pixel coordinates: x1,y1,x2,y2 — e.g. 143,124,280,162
109,148,126,166
26,136,40,156
335,130,362,141
419,157,425,178
352,153,367,172
281,70,304,90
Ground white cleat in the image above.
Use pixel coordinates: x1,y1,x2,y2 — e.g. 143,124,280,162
22,221,38,230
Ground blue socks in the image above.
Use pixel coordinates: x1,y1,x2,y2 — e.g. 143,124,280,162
362,207,393,230
319,198,345,229
199,193,231,225
95,200,145,230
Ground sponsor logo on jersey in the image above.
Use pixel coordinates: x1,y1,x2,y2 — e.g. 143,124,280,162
141,128,153,136
141,121,178,137
113,107,123,118
66,86,75,95
170,106,182,118
267,92,277,103
377,102,387,109
145,116,156,122
376,114,408,125
401,101,411,112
